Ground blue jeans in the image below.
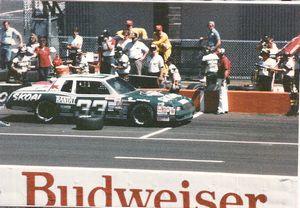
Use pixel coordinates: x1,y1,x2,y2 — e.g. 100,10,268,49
1,45,12,69
38,67,51,81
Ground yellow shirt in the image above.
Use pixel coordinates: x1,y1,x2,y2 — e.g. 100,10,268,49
152,31,172,53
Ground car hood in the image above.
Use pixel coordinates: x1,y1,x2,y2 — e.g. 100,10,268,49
125,90,193,106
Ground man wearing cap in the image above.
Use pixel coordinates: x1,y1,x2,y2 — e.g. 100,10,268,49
116,20,148,40
216,48,231,114
257,49,278,91
123,32,149,75
0,20,24,70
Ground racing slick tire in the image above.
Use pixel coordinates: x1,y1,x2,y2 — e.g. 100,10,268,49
129,103,154,127
75,115,104,130
35,101,58,123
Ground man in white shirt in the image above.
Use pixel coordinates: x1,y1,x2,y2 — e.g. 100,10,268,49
145,44,164,86
123,32,149,75
0,20,23,69
257,49,278,91
67,27,83,65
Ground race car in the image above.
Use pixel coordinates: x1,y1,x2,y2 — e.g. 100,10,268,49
5,74,195,126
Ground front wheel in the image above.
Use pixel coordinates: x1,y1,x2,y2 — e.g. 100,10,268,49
130,103,154,127
35,101,58,122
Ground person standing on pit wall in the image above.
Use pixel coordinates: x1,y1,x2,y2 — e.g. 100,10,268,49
123,32,149,75
34,38,53,81
98,29,116,74
0,20,24,70
152,25,172,77
199,21,221,53
216,48,231,115
67,27,83,66
116,19,148,41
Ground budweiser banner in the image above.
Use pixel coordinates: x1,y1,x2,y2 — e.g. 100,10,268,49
0,165,297,207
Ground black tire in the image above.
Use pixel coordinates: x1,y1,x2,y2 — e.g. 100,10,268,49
130,103,154,127
75,116,104,130
35,101,58,122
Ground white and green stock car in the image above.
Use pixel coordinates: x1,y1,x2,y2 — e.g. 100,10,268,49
5,74,195,126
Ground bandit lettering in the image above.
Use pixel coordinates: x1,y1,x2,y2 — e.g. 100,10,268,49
56,96,76,105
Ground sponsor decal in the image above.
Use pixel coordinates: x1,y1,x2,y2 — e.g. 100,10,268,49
56,96,76,105
22,172,268,207
0,166,297,207
12,93,41,101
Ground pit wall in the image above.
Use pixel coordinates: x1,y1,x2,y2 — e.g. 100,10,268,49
144,89,291,115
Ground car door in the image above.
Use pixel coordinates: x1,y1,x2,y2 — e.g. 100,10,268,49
73,79,109,117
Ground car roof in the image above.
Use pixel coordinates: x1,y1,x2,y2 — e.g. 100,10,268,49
61,73,117,80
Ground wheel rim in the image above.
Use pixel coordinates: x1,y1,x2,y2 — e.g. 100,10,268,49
36,102,56,122
132,105,153,126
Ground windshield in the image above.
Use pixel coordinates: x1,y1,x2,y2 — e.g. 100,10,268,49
107,77,136,94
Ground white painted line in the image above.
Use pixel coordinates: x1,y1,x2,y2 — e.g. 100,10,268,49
115,156,224,163
140,112,203,138
0,133,297,146
140,127,172,139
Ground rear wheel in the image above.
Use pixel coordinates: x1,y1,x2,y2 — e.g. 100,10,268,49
35,101,58,122
130,103,154,127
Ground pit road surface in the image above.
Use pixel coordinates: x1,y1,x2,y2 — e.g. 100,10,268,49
0,109,298,176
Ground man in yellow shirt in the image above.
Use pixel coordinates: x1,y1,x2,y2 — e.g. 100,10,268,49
152,24,172,76
116,20,148,40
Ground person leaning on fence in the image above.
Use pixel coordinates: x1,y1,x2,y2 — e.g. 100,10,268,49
257,49,278,91
123,32,149,75
116,19,148,41
199,21,221,52
0,20,24,70
98,29,116,74
67,27,83,66
216,48,232,115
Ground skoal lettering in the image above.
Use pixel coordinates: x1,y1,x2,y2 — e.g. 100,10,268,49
12,93,41,101
22,172,267,207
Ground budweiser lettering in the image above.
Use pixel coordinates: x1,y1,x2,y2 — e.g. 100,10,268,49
22,172,267,207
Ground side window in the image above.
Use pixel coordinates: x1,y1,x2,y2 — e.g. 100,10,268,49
76,81,110,95
61,80,73,93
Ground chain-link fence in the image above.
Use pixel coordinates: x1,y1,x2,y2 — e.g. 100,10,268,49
49,36,288,80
